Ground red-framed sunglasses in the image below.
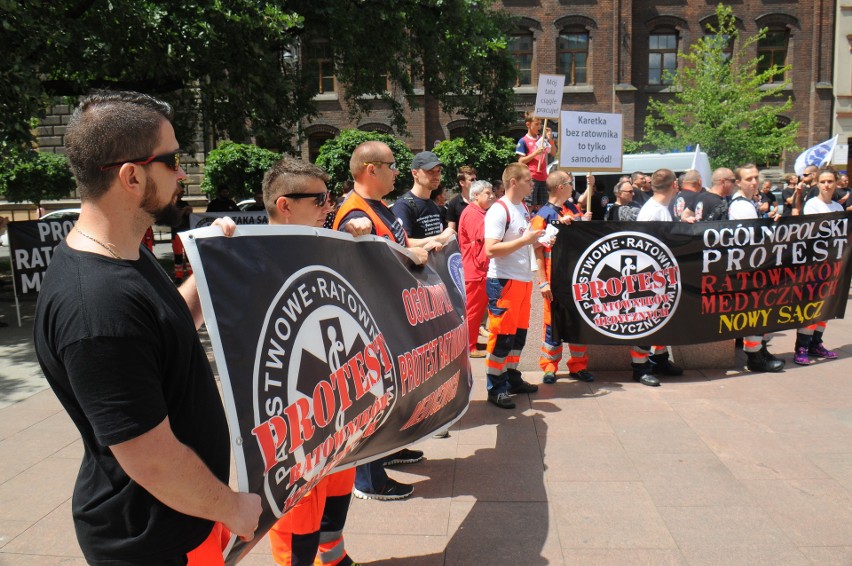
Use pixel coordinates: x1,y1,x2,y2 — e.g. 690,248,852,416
99,151,181,172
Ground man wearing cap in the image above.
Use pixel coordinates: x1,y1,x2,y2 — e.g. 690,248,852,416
391,150,456,246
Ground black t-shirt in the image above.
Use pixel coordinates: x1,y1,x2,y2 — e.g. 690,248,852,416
632,188,653,206
391,191,444,238
670,190,701,221
446,194,468,226
34,242,230,565
694,191,729,222
781,187,797,216
338,197,408,246
605,202,640,221
759,191,777,216
206,197,239,212
589,191,610,221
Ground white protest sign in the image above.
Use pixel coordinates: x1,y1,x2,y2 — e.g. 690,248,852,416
534,74,566,120
559,111,623,172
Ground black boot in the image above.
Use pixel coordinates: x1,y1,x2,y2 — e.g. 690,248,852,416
649,352,683,376
746,348,785,372
632,362,660,386
507,369,538,394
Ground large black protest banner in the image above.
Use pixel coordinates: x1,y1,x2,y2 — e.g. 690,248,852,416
550,213,852,345
182,226,471,563
7,219,76,294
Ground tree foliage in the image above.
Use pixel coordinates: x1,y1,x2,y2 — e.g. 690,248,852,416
1,1,519,153
314,130,414,197
0,149,76,206
642,4,799,168
200,142,281,199
432,136,517,187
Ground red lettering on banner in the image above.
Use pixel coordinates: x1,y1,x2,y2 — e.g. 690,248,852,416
573,266,679,301
401,372,461,430
400,282,454,327
252,415,288,474
254,333,394,472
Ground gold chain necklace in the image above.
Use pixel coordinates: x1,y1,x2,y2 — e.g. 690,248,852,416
73,226,123,260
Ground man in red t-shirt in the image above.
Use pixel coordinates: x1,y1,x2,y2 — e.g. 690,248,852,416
457,179,496,358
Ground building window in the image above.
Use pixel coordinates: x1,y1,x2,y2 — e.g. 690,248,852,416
706,33,734,60
557,32,589,85
648,32,678,85
305,40,335,94
757,30,789,81
508,32,533,86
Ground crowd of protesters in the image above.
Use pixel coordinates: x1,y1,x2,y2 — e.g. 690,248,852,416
28,90,847,565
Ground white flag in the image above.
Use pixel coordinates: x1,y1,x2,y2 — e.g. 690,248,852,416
689,145,713,190
794,136,838,176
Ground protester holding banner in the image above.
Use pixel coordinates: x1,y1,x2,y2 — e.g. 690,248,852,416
458,180,496,358
257,156,360,566
483,163,544,408
630,169,685,387
391,151,455,247
516,111,555,209
793,168,844,365
727,164,785,373
332,140,426,500
33,91,262,565
532,170,595,385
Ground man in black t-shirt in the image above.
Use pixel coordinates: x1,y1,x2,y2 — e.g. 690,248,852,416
780,173,799,217
670,169,704,221
693,167,736,221
758,180,778,218
446,165,477,231
391,150,455,246
33,91,261,565
206,186,240,212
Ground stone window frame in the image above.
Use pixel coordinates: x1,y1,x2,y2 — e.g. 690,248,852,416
555,16,596,87
508,17,542,90
644,16,688,88
754,13,800,84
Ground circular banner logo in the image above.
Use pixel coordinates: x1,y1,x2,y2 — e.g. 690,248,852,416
253,266,396,515
571,231,681,339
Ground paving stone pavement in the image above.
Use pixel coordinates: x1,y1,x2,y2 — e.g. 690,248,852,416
1,285,850,565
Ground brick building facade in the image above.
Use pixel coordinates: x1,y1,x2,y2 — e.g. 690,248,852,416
24,0,840,205
298,0,837,171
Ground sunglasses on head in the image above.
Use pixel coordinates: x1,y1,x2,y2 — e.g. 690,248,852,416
99,151,181,172
282,191,329,207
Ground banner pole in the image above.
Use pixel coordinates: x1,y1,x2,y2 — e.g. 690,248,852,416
538,118,548,173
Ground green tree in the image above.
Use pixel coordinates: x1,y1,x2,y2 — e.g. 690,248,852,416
1,1,518,153
200,142,281,200
642,4,799,168
432,136,517,187
0,149,76,207
314,130,414,197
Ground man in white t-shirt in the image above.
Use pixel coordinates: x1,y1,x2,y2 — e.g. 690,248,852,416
729,164,785,373
631,169,686,386
482,162,544,408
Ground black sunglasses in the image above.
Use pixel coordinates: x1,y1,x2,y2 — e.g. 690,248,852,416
100,151,181,172
281,191,329,207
